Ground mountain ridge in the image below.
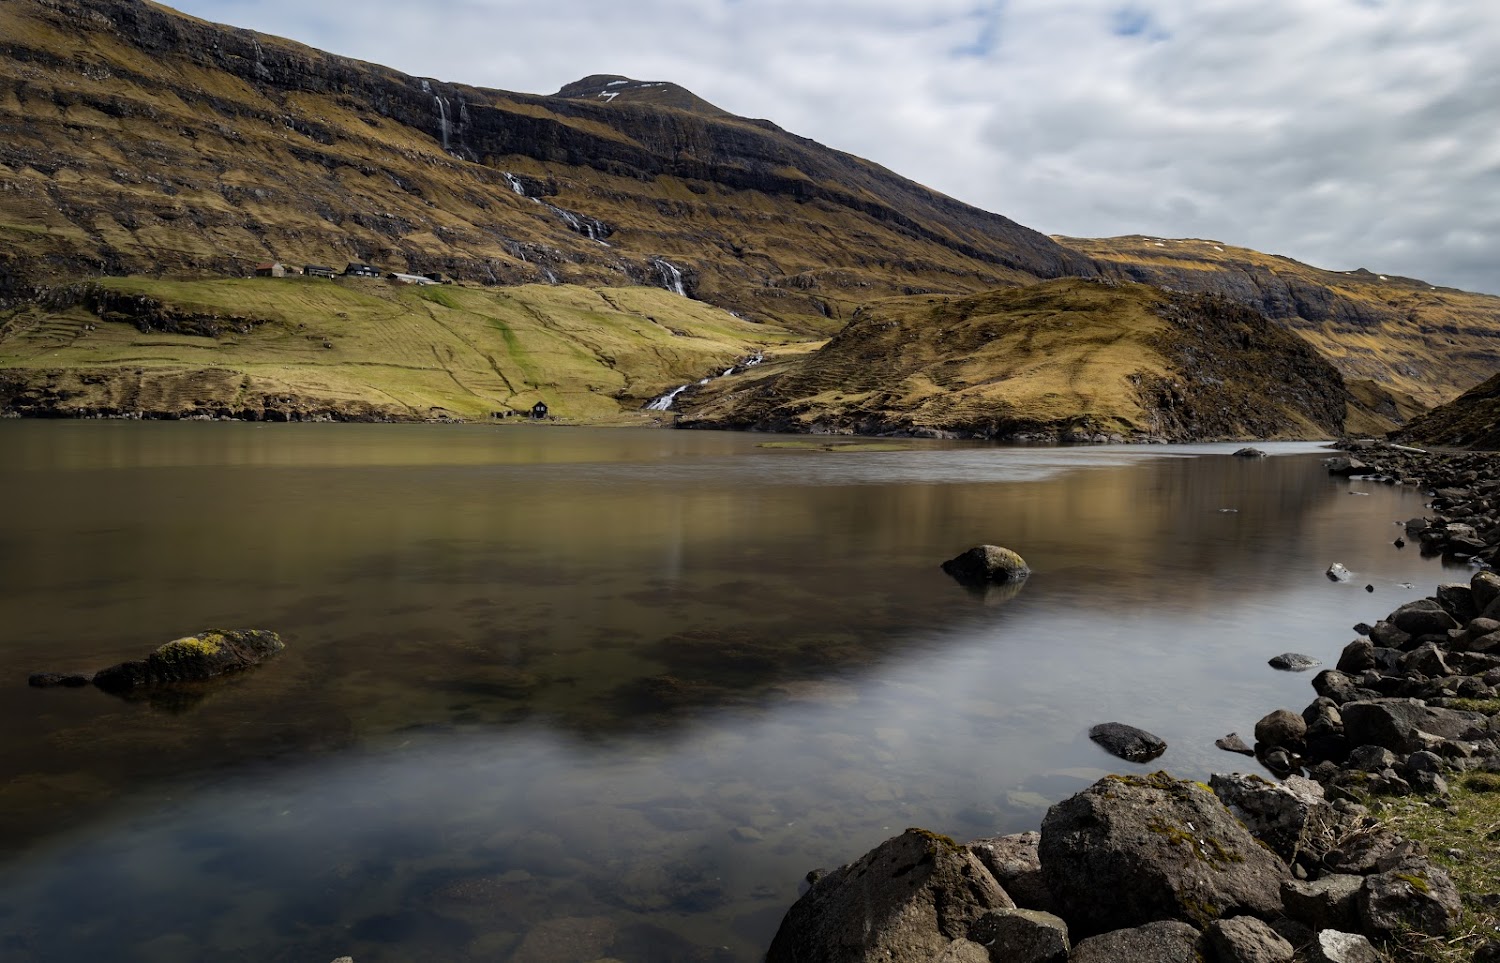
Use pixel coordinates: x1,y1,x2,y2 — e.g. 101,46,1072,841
1,0,1498,429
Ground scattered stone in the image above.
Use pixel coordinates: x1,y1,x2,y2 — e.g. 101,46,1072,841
1038,772,1288,937
1327,563,1353,582
1209,773,1340,864
1255,708,1308,751
1069,921,1203,963
1325,457,1369,477
967,832,1050,911
1087,722,1167,763
1215,732,1256,756
1337,640,1377,674
1366,584,1374,593
1388,599,1460,637
1269,653,1321,671
1234,447,1267,458
90,629,286,693
1281,874,1363,931
1307,929,1385,963
765,829,1014,963
1204,916,1293,963
27,672,92,688
1393,537,1405,548
942,546,1031,586
1341,698,1489,754
966,908,1069,963
1357,855,1462,936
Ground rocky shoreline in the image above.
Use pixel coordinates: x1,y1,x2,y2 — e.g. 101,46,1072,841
766,442,1500,963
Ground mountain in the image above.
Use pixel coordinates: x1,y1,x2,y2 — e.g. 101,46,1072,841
1398,372,1500,450
677,279,1349,442
1,0,1497,429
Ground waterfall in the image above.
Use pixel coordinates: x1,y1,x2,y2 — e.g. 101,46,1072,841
652,258,686,297
644,353,764,412
504,173,527,197
434,96,451,152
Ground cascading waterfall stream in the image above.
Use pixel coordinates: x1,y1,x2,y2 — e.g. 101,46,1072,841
645,354,763,412
434,96,451,153
652,258,687,297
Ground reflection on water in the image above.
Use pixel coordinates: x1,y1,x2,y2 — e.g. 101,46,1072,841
0,424,1456,961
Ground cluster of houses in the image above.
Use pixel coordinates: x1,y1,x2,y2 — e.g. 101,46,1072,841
253,262,448,285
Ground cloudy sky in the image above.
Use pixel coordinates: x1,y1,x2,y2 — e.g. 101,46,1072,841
181,0,1500,294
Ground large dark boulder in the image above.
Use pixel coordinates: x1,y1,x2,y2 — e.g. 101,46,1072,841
1357,855,1461,937
91,629,286,693
966,832,1050,911
1087,722,1167,762
1340,698,1489,754
1208,773,1341,865
941,546,1030,586
1038,772,1289,938
1388,599,1459,638
765,829,1014,963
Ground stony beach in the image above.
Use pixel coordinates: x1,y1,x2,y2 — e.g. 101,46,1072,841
765,442,1500,963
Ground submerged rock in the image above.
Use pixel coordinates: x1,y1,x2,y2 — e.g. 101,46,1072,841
1234,447,1268,458
941,545,1031,586
1216,733,1256,756
91,629,285,694
27,672,93,688
1087,722,1167,763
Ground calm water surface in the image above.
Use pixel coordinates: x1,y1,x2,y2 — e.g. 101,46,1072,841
0,423,1460,962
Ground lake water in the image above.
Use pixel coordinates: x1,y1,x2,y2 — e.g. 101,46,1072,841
0,423,1460,962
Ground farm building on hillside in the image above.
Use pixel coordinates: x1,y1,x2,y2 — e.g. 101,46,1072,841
254,262,286,278
530,401,549,419
344,263,381,278
305,265,336,279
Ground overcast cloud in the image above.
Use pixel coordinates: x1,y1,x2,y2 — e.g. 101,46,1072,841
179,0,1500,294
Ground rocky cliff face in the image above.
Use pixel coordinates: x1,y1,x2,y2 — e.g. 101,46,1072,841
0,0,1089,334
1398,370,1500,449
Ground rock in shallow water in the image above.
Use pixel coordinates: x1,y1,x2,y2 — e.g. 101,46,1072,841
1327,563,1353,582
1087,722,1167,762
941,545,1030,586
91,629,286,693
1269,652,1321,671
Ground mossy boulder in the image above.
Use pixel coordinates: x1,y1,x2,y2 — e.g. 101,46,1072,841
1039,772,1290,938
92,629,285,694
942,546,1031,586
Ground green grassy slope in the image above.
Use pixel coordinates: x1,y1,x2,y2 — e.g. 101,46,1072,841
679,279,1349,441
0,277,806,420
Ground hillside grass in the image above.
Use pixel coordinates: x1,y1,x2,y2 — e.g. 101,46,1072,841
0,277,809,419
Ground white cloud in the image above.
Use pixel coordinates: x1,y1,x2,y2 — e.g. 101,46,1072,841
181,0,1500,293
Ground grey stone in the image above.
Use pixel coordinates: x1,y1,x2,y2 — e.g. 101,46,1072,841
1234,447,1268,458
1205,916,1293,963
1437,583,1478,622
966,908,1068,963
1255,708,1308,751
1324,828,1409,875
1358,855,1462,936
1327,562,1353,582
1337,640,1377,673
966,832,1050,912
1307,930,1385,963
1367,621,1411,649
1342,698,1489,754
1087,722,1166,763
942,546,1031,586
1389,599,1460,637
1038,773,1288,937
1281,874,1363,930
1313,670,1362,704
1404,750,1445,774
1472,572,1500,614
1326,457,1369,477
1216,732,1256,756
1269,653,1321,671
91,629,286,693
1069,921,1202,963
933,939,989,963
1398,643,1452,678
1346,745,1398,772
1209,773,1342,864
765,829,1014,963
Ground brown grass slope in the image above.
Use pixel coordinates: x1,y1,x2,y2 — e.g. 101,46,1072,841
1397,370,1500,450
1063,236,1500,409
678,278,1348,442
0,0,1090,334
